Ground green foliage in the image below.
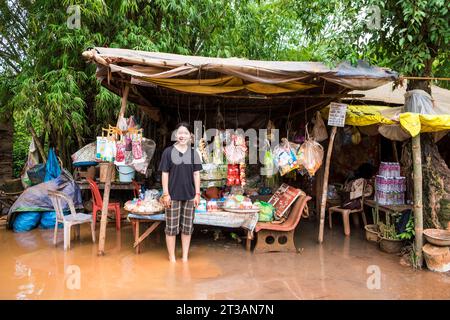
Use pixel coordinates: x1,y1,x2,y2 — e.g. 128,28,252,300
398,215,415,240
0,0,449,174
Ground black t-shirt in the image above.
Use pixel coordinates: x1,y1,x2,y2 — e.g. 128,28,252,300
158,145,203,200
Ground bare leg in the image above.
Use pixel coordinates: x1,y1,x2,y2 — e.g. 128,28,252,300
181,233,192,262
165,235,176,262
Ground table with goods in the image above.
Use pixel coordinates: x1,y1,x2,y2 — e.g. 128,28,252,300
124,122,322,253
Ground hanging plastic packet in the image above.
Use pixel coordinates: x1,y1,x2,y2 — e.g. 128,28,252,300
103,137,116,162
96,136,107,161
298,126,324,176
224,133,247,164
226,164,240,186
212,133,224,164
114,139,126,165
132,129,145,164
273,138,299,176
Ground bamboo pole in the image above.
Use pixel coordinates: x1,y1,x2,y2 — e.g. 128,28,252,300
412,134,423,268
98,84,130,255
318,126,337,243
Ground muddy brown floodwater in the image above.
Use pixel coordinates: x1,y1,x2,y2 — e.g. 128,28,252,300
0,219,449,299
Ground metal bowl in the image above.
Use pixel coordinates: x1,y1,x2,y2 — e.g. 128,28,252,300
423,229,450,247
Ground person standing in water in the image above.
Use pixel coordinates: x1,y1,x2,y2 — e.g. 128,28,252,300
158,122,202,262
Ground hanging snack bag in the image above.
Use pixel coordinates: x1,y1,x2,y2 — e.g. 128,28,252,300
103,137,116,162
224,133,247,164
311,111,328,142
115,139,126,165
132,129,145,164
273,138,299,176
299,128,324,176
96,136,107,160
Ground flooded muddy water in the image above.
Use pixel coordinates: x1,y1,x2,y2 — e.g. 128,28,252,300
1,219,449,299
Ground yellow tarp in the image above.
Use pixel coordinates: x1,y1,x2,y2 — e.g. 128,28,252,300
140,76,317,94
321,105,450,137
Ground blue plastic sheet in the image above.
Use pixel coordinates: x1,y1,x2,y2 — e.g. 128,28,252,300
13,212,41,232
39,211,65,229
44,148,61,182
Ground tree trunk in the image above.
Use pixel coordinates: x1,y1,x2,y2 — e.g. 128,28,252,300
401,134,450,230
403,74,450,230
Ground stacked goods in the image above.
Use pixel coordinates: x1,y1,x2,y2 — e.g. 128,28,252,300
224,195,259,210
375,162,406,205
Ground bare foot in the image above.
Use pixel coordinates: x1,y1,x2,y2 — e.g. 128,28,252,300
182,257,188,262
169,256,176,263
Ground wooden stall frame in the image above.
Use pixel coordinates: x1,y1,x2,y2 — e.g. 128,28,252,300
318,126,337,243
98,84,130,255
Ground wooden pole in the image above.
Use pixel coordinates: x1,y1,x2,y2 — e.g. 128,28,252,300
318,126,337,243
98,84,130,255
392,140,399,163
412,134,423,268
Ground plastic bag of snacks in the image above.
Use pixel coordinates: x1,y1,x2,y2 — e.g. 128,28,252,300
96,136,107,160
254,201,275,222
298,129,324,176
131,128,145,164
227,164,240,186
224,133,247,164
273,138,299,176
115,140,126,165
311,111,328,142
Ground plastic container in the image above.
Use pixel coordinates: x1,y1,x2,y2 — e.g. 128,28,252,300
117,165,136,183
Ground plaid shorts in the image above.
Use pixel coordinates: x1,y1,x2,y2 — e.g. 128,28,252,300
165,200,196,236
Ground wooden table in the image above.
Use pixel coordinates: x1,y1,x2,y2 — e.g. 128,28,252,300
128,210,258,254
364,199,412,213
76,180,142,191
364,199,412,223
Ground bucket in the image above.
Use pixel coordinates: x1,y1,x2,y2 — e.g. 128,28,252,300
99,163,115,183
117,165,135,183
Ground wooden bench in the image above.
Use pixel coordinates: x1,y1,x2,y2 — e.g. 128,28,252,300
253,195,311,253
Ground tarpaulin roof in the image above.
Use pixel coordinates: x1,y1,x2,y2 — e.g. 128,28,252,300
321,105,450,138
347,82,450,114
82,47,399,130
83,47,398,92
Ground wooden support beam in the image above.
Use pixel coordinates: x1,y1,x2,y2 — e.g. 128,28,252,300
98,84,130,256
412,134,423,268
318,126,338,243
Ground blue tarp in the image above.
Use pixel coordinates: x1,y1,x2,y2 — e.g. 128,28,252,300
13,212,41,232
44,148,61,182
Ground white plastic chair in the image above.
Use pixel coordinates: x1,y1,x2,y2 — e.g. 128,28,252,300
48,190,95,250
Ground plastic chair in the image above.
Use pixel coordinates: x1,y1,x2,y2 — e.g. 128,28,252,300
86,178,122,230
328,181,367,236
48,190,95,251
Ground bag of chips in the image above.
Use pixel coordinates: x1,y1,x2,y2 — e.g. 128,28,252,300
298,127,324,176
273,138,299,176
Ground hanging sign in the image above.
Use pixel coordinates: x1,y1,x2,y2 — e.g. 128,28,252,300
328,102,348,127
